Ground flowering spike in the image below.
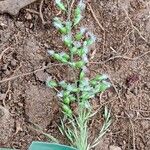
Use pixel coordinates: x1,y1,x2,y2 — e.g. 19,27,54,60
55,0,66,11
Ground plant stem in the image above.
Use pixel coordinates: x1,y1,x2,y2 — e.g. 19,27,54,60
75,106,89,150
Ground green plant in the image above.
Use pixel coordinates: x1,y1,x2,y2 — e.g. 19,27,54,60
46,0,112,150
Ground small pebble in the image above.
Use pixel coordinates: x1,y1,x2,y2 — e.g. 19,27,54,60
18,102,23,107
10,59,17,67
25,12,32,20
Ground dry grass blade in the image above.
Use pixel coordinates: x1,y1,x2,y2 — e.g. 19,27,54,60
90,107,112,149
87,3,104,31
0,47,11,60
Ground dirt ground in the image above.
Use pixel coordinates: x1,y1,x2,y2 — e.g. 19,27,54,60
0,0,150,150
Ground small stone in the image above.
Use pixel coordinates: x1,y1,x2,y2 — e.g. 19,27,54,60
10,59,17,67
109,145,122,150
29,23,34,29
18,102,23,107
25,12,32,20
35,71,49,82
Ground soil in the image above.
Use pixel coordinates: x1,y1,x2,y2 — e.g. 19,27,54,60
0,0,150,150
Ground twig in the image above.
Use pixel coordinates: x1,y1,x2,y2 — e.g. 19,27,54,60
116,115,150,121
26,8,40,15
2,81,11,107
125,112,136,150
123,8,147,43
87,3,104,31
39,0,46,24
0,63,64,84
70,0,75,10
90,50,150,65
0,47,11,60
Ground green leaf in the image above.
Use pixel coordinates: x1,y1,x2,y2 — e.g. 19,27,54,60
53,53,68,63
75,32,83,40
63,91,70,97
96,81,111,92
47,80,57,88
55,0,66,11
74,14,82,26
62,104,72,117
70,47,77,54
67,84,78,92
86,32,96,46
59,81,67,88
75,7,81,16
62,35,72,47
69,95,76,102
59,27,68,34
93,74,109,82
69,62,76,68
75,61,85,68
80,71,85,80
66,21,72,33
60,52,70,60
77,48,85,56
90,80,97,86
73,1,85,26
63,97,71,105
81,92,90,100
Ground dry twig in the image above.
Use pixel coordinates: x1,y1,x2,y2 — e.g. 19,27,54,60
26,8,40,15
87,3,104,31
90,50,150,65
39,0,46,24
125,112,136,150
0,47,11,60
123,8,147,43
0,63,64,84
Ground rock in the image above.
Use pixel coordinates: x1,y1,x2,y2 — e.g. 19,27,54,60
35,70,49,82
109,145,122,150
0,0,38,16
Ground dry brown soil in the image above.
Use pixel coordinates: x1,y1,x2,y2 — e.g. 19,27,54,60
0,0,150,150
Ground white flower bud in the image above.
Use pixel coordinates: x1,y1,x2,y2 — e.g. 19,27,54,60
101,74,109,80
88,32,96,42
48,50,55,56
82,54,89,63
73,41,81,48
80,27,87,34
78,0,86,10
57,91,63,98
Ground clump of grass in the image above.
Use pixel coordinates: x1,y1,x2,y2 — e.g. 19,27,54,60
46,0,112,149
